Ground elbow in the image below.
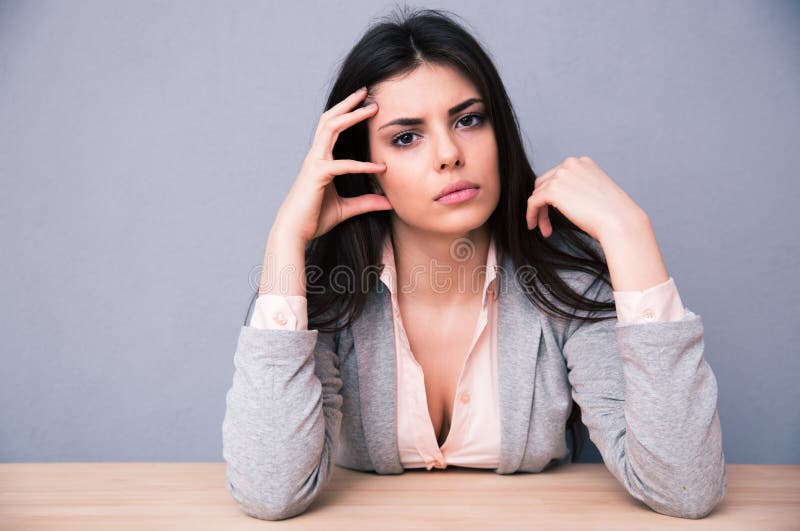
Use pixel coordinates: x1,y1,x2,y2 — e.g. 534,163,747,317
226,478,309,521
239,502,304,522
654,467,728,520
668,490,726,520
222,430,333,521
624,450,728,520
687,474,728,519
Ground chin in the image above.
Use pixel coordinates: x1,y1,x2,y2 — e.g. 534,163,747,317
436,210,493,235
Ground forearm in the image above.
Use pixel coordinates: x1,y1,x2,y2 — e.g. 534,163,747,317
259,221,308,297
564,274,725,519
222,325,340,520
598,209,670,292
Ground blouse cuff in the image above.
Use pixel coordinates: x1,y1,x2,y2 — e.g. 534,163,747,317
612,276,686,324
249,294,309,330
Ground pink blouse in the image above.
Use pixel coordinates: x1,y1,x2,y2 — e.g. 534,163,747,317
248,234,686,470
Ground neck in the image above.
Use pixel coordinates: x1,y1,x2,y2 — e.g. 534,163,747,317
390,221,492,307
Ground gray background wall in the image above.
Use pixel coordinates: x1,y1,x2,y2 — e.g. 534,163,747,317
1,0,797,464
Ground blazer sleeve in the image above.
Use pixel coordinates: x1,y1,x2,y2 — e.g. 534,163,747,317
221,320,344,520
562,276,727,519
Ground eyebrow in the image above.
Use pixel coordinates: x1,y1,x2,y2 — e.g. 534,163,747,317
377,98,484,131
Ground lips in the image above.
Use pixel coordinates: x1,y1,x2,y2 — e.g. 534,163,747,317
435,179,480,201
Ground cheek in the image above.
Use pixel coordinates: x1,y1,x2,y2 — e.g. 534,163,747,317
379,171,433,214
378,158,423,193
381,173,418,201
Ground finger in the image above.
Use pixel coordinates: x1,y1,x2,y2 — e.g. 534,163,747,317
526,203,537,231
538,205,552,237
340,194,393,221
311,87,374,159
322,159,386,179
533,165,559,188
324,86,369,119
526,193,539,230
316,103,379,157
527,171,555,229
526,186,548,230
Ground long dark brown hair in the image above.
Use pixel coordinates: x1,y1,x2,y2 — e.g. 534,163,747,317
245,7,617,463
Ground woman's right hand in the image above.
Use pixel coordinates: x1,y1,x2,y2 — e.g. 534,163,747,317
273,86,391,244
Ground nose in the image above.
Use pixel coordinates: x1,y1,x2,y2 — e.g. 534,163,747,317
435,131,463,171
439,157,462,170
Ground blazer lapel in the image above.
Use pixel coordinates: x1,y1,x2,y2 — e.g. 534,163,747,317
352,283,404,474
351,252,541,475
495,253,541,474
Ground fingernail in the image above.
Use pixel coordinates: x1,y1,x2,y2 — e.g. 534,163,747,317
357,86,367,93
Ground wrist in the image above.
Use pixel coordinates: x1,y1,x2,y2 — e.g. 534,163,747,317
267,218,307,250
598,207,650,247
259,226,308,298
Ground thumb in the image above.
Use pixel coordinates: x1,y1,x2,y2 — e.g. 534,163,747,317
340,194,393,221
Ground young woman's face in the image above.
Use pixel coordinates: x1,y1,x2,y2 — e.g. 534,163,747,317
365,63,501,236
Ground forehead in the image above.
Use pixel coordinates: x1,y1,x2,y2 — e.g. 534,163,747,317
365,63,480,111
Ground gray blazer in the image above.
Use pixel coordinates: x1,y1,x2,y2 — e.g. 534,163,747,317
222,245,727,521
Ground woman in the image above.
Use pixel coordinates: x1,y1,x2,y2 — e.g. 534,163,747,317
222,7,726,521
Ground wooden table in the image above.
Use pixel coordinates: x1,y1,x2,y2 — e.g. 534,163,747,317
1,463,797,529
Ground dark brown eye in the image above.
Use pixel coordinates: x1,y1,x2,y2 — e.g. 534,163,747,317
391,132,418,147
390,113,485,149
459,114,482,126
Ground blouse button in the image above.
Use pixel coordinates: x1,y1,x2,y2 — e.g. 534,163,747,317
460,391,471,404
273,311,288,326
641,308,656,321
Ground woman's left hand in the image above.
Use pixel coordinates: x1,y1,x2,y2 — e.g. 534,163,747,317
526,156,646,242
